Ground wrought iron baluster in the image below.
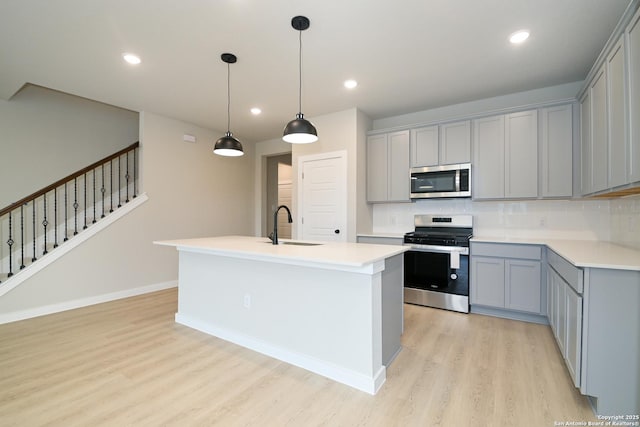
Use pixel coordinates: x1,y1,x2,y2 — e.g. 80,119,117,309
53,187,58,248
125,152,130,203
42,192,48,255
73,178,79,236
92,169,97,224
20,205,25,269
118,156,122,208
133,147,137,198
32,202,37,262
83,173,88,229
7,211,14,277
101,164,106,218
64,182,69,242
110,160,114,213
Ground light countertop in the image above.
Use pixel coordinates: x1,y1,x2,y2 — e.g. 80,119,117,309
471,236,640,271
154,235,408,268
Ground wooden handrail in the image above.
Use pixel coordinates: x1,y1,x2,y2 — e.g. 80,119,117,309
0,141,139,217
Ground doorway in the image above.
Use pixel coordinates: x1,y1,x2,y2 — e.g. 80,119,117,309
265,153,292,239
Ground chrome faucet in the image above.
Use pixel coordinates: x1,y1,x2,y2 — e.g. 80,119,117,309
270,205,293,245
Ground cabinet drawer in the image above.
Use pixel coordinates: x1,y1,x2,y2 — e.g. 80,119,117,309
547,249,583,294
471,242,541,260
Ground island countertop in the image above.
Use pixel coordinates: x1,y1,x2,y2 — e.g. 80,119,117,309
154,235,408,270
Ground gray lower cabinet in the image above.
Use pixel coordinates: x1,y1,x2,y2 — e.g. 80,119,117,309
470,243,543,315
547,254,582,388
547,248,640,416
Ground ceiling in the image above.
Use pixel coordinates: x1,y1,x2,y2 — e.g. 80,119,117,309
0,0,633,143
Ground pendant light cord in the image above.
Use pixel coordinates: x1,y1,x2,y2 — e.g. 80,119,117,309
226,62,231,132
298,29,302,114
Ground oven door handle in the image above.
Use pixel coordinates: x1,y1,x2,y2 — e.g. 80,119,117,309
403,244,469,255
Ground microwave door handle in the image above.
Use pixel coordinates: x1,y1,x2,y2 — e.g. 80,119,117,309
455,169,461,192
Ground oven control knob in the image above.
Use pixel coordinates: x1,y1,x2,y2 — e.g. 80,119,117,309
450,273,458,280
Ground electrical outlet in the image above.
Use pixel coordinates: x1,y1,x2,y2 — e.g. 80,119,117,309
539,217,547,228
243,294,251,309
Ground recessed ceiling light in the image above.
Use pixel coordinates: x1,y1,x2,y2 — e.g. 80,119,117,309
509,30,530,44
344,79,358,89
122,53,141,64
250,107,262,115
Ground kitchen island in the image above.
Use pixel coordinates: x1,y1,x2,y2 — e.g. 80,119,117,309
154,235,407,394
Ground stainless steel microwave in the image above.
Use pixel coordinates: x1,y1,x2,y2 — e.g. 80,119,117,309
410,163,471,199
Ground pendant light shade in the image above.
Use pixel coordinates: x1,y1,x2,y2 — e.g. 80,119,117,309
214,53,244,157
283,16,318,144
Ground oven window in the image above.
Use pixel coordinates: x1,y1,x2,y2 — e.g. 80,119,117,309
411,170,457,194
404,251,450,289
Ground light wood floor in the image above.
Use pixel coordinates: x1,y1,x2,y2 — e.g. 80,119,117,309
0,288,596,426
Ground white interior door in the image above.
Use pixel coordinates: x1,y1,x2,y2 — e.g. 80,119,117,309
277,163,292,239
298,151,347,242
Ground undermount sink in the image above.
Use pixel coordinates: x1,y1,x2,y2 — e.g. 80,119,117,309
264,240,323,246
281,241,322,246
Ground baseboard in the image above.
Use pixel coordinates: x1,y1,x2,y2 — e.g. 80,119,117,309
470,305,549,325
0,280,177,325
175,313,386,395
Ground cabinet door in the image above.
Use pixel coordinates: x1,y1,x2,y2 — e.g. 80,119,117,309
471,256,505,307
388,131,410,202
440,120,471,165
556,276,567,356
410,126,438,167
590,65,608,193
505,110,538,198
547,268,557,336
540,105,573,198
607,37,627,188
565,283,583,388
505,259,541,313
581,93,592,195
366,134,388,202
628,9,640,183
473,115,505,199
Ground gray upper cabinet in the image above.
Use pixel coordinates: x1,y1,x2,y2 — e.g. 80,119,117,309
366,134,388,202
473,110,539,200
628,8,640,183
410,120,470,167
410,125,438,167
607,38,627,189
505,110,538,198
589,65,608,193
579,6,640,196
580,92,592,195
366,130,410,203
540,105,573,198
473,115,505,199
440,120,471,165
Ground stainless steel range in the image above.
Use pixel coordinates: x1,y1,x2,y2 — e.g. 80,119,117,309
403,214,473,313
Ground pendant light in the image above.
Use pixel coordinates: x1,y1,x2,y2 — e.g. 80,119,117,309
214,53,244,157
283,16,318,144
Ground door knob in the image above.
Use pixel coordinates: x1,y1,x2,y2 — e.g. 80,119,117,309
334,229,340,234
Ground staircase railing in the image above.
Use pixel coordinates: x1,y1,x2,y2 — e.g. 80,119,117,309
0,142,140,283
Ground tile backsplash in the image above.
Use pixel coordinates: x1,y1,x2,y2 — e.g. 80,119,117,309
610,195,640,249
372,198,613,241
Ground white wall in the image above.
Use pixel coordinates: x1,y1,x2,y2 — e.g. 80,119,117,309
0,85,139,207
0,111,254,315
292,108,366,242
